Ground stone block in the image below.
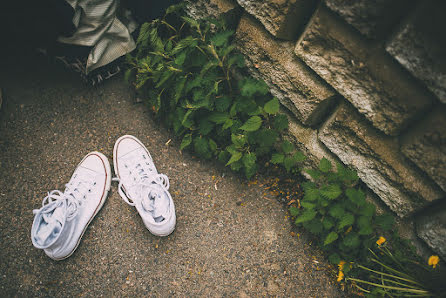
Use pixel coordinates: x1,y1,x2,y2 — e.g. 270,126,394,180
236,0,318,40
319,102,444,217
416,200,446,260
295,5,434,135
324,0,414,39
186,0,241,21
401,105,446,192
236,15,337,126
386,1,446,103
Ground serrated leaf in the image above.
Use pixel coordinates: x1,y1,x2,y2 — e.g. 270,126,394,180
292,151,307,162
264,97,279,115
209,138,217,152
231,133,247,148
172,36,198,54
239,116,262,132
273,114,288,131
289,206,299,217
210,30,234,47
198,119,214,135
295,209,317,224
181,16,200,29
303,219,323,235
319,157,332,173
242,152,257,179
228,54,245,68
156,71,174,88
346,188,366,206
320,184,342,200
305,169,321,180
180,134,192,150
304,188,319,201
208,112,229,124
194,136,211,159
301,201,316,209
215,95,232,112
271,153,284,164
174,51,187,65
329,204,345,219
251,129,277,148
222,119,233,130
174,77,187,103
328,253,341,265
182,110,194,128
324,232,338,245
343,233,360,248
226,151,242,166
358,215,373,235
239,78,269,97
281,140,294,154
338,212,355,230
322,217,335,230
283,156,297,172
360,202,376,217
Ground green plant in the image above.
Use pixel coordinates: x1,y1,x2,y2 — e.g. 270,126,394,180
346,241,445,297
126,5,305,178
289,158,395,265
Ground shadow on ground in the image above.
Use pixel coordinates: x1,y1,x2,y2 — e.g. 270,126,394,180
0,52,343,296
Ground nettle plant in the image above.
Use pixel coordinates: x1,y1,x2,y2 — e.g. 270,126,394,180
127,5,305,178
289,158,395,265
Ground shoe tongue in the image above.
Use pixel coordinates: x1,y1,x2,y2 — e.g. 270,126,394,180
141,185,168,222
35,206,64,246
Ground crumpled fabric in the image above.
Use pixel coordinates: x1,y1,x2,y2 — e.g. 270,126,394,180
58,0,136,73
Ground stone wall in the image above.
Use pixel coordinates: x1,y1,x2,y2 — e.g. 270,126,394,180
186,0,446,259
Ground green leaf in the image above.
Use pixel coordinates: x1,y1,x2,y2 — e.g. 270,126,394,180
210,30,234,47
194,136,212,159
239,116,262,132
320,184,342,200
215,96,232,112
322,217,335,230
273,114,288,131
208,112,229,124
174,51,187,65
301,201,316,209
198,119,214,135
338,212,355,230
281,140,294,154
289,206,299,217
295,209,317,224
292,151,307,162
328,253,341,265
283,156,297,172
231,134,247,148
319,158,332,173
242,152,257,179
375,214,394,231
346,188,366,206
304,188,319,201
251,129,278,148
172,36,198,54
264,97,279,115
304,219,323,235
182,110,194,128
271,153,284,164
174,77,187,103
226,151,242,166
360,202,376,217
181,16,200,29
239,78,269,97
358,216,373,235
218,150,230,164
343,233,360,248
329,204,345,219
228,54,245,68
305,169,321,180
324,232,338,246
180,134,192,150
209,138,218,152
222,119,233,130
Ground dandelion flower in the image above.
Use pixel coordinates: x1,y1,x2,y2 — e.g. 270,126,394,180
376,236,386,246
338,260,346,270
428,255,440,268
337,270,344,282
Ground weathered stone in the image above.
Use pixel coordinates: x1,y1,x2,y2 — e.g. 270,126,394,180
324,0,414,39
295,5,434,135
319,103,444,217
386,1,446,103
236,15,337,126
236,0,318,40
186,0,241,21
416,201,446,260
401,106,446,192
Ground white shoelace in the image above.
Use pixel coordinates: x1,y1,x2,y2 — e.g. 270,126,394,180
32,174,97,245
113,155,170,222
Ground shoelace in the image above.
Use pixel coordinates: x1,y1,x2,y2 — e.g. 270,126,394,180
113,156,170,217
32,175,97,244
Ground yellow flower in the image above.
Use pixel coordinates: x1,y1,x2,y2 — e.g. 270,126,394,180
376,236,386,246
338,260,346,270
337,270,344,282
428,255,440,268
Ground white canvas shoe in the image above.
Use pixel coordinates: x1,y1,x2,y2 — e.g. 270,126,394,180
31,152,111,260
113,135,176,236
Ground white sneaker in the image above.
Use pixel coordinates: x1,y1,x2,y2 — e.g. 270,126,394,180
113,135,176,236
31,152,111,260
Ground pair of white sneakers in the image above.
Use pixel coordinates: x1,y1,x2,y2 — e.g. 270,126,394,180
31,135,176,260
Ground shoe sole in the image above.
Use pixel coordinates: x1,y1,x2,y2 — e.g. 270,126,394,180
113,135,175,237
51,151,111,261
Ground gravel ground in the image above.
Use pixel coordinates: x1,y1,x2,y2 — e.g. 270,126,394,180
0,52,344,297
